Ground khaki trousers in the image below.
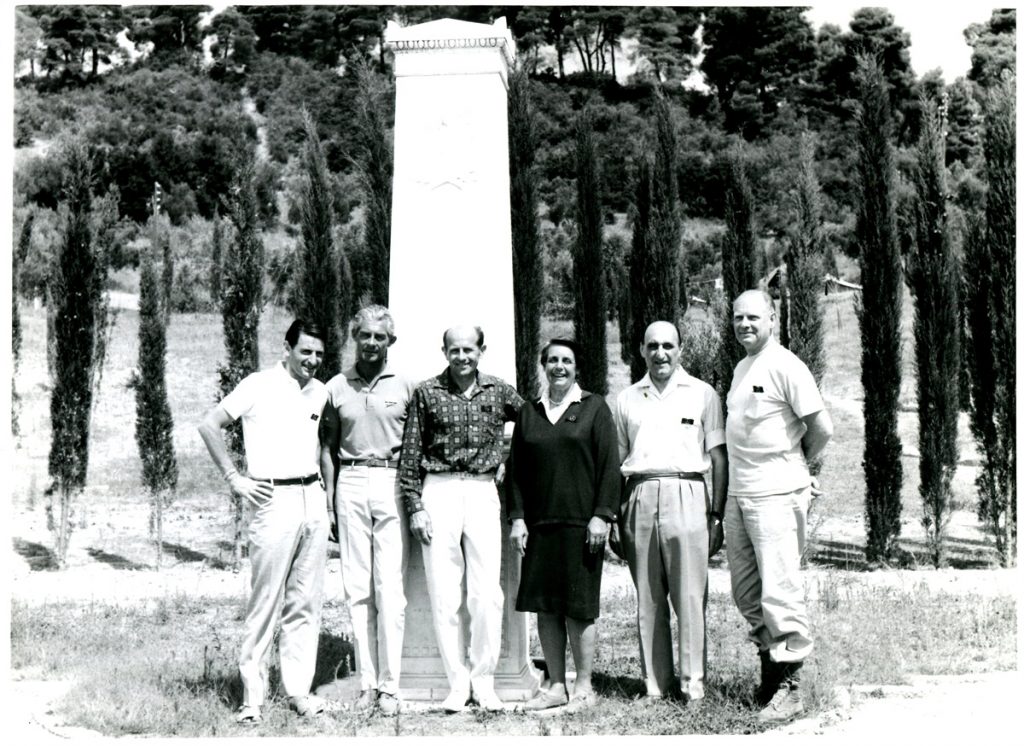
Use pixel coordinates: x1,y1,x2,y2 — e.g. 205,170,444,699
725,487,813,663
336,465,409,696
620,477,709,700
419,473,504,697
238,482,329,706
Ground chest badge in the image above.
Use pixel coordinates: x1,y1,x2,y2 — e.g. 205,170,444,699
310,413,320,421
681,417,694,425
752,385,764,393
567,414,578,422
480,404,494,413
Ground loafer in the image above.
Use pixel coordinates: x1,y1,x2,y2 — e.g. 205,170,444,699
757,685,804,724
442,689,470,713
378,692,402,717
521,689,569,711
289,695,326,718
235,705,262,724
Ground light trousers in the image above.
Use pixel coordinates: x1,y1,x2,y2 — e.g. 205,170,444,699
238,482,329,706
725,487,813,663
620,477,709,700
336,465,409,696
419,473,505,696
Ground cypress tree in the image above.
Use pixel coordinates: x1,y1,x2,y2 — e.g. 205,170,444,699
209,210,223,304
651,89,684,322
911,99,960,567
293,109,347,381
134,248,178,569
571,109,608,395
12,211,34,437
508,68,543,400
855,56,904,565
161,219,174,325
966,76,1016,566
716,152,759,400
351,59,393,306
220,156,264,570
47,143,109,567
628,158,654,382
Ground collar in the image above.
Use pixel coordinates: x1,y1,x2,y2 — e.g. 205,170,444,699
345,363,395,385
428,368,499,394
540,382,584,411
274,360,320,391
745,337,778,360
637,366,693,391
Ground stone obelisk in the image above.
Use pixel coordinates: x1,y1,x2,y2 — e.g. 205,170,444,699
384,17,540,702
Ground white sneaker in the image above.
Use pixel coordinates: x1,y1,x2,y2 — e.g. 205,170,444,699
442,689,470,713
474,689,506,712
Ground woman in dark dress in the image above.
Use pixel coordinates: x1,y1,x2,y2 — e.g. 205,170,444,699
508,339,620,710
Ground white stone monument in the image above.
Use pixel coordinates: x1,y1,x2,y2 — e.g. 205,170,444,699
384,17,541,702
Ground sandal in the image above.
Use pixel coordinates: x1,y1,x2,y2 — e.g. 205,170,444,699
289,695,326,718
235,705,262,724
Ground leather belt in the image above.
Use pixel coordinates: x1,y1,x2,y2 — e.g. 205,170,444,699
255,473,320,486
626,471,704,489
341,458,398,469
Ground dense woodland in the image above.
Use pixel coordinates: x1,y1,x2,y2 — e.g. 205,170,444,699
11,6,1017,567
12,6,1014,312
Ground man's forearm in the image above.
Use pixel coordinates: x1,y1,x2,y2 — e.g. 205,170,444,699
711,451,728,516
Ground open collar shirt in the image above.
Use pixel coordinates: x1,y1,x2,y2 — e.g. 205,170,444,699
540,382,584,424
614,367,726,477
398,368,524,515
219,362,329,479
320,364,416,461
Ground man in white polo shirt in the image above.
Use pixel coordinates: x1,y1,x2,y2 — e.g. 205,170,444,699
612,320,728,704
319,305,416,716
725,290,833,724
198,319,330,725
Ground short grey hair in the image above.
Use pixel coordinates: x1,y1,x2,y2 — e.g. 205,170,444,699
351,304,396,341
732,289,775,315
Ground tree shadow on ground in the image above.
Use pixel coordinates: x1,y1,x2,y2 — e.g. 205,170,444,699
162,542,231,570
593,671,646,700
809,536,999,571
12,538,57,570
86,547,149,570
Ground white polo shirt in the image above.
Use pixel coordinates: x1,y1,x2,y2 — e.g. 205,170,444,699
615,368,726,476
220,362,329,479
726,339,825,496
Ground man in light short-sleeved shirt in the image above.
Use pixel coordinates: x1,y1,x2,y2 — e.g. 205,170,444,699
725,290,833,724
198,319,330,724
319,305,415,717
612,320,728,704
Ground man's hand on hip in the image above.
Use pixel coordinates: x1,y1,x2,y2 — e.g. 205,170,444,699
228,473,273,508
410,509,432,545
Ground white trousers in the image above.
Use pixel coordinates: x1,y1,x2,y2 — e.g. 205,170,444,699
620,477,709,700
336,466,409,696
725,488,813,663
419,473,504,696
238,482,329,706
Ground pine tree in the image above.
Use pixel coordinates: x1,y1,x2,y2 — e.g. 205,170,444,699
716,152,759,400
134,248,178,569
855,57,904,565
47,143,111,567
293,109,348,381
508,68,543,400
220,156,264,570
571,109,608,395
351,59,392,305
966,76,1016,566
911,99,960,567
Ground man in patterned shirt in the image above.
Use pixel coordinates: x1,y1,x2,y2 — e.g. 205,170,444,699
398,324,524,713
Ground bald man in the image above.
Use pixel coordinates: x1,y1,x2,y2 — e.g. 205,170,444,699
611,321,728,704
725,290,832,723
398,325,523,713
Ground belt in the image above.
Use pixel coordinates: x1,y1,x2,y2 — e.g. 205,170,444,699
340,458,398,469
254,473,320,486
626,472,704,488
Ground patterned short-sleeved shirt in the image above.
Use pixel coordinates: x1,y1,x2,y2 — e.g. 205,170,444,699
398,369,523,515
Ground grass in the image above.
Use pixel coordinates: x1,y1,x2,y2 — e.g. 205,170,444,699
10,579,1016,737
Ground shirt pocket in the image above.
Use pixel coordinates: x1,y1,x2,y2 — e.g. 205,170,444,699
743,394,779,422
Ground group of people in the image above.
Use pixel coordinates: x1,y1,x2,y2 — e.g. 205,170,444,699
198,288,832,728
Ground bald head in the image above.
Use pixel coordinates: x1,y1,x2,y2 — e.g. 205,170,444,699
732,290,775,355
643,320,681,347
641,320,682,386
